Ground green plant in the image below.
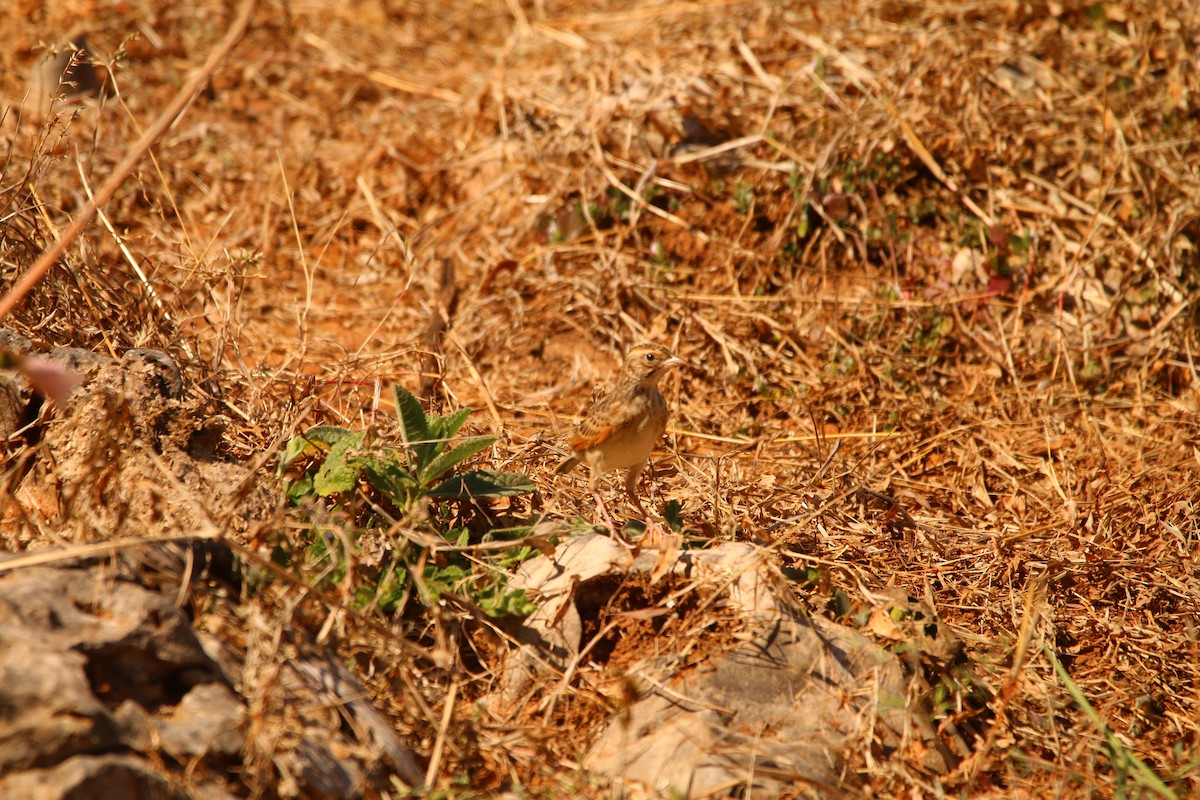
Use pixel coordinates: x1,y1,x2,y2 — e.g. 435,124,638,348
282,386,533,512
662,499,684,532
280,385,537,618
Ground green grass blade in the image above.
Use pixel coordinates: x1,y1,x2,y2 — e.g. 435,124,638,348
1046,646,1178,799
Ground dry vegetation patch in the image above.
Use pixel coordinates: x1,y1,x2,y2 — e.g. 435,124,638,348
2,0,1200,797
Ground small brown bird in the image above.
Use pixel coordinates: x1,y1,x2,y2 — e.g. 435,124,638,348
556,343,685,530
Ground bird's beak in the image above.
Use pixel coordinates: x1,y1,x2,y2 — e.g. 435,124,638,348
663,355,685,370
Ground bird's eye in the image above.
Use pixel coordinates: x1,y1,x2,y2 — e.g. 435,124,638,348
645,353,656,361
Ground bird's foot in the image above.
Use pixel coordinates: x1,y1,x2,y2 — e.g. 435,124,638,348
640,518,667,547
594,490,636,549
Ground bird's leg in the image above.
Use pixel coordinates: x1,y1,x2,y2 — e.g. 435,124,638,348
592,470,633,548
624,462,666,546
624,462,649,518
594,487,635,548
592,484,616,530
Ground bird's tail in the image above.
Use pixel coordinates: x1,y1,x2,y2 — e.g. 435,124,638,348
555,455,581,474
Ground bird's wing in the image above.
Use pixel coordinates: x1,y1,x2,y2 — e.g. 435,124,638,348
567,392,621,451
568,416,615,451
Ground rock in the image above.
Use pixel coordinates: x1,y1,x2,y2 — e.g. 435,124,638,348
66,578,226,709
122,348,184,400
0,635,121,772
289,650,426,789
0,566,235,775
0,330,39,440
277,738,365,800
583,612,906,797
490,534,632,711
0,754,191,800
0,341,420,798
0,558,421,798
0,371,29,441
11,347,272,541
488,537,943,798
0,329,34,356
45,346,112,372
154,683,245,762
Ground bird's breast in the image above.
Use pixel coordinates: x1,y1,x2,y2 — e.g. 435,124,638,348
587,389,668,471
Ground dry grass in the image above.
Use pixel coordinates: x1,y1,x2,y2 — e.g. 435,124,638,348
3,0,1200,796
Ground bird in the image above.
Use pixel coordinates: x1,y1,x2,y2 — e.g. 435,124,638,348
556,343,684,535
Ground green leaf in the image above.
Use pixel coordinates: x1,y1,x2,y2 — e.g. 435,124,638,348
281,425,356,470
392,384,454,472
420,435,496,485
356,566,410,615
493,544,538,569
313,431,366,496
285,473,315,504
428,407,471,443
392,385,430,450
363,457,419,510
478,586,536,618
662,499,684,531
421,564,469,605
426,470,535,499
303,425,357,446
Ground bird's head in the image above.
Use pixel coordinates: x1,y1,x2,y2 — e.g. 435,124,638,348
621,343,685,385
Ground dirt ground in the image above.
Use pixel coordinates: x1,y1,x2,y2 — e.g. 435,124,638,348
2,0,1200,797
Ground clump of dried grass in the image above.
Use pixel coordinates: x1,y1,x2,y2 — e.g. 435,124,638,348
3,0,1200,796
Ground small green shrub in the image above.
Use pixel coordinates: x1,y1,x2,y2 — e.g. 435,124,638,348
280,385,537,619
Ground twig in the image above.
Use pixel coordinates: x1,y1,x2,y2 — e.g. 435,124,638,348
419,257,459,403
424,679,459,786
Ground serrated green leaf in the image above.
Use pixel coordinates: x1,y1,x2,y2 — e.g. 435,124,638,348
392,384,430,449
281,439,310,471
303,425,358,446
281,425,356,470
426,470,535,499
393,384,452,472
420,435,496,485
313,431,366,496
428,407,471,442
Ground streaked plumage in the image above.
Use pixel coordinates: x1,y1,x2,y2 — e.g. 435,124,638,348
556,343,684,520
